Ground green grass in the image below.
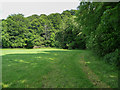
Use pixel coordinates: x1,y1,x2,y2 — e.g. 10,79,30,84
82,50,118,88
1,48,118,88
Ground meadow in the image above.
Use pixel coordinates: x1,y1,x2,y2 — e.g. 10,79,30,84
1,48,118,88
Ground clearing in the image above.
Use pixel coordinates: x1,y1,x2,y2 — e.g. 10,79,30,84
1,48,118,88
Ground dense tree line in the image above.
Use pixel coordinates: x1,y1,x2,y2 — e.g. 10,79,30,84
1,10,79,49
1,2,120,66
1,9,85,49
76,2,120,66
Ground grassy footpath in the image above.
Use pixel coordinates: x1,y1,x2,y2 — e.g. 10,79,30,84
1,48,118,88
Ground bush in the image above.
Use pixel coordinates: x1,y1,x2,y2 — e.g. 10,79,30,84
68,41,75,49
103,49,120,66
25,40,34,49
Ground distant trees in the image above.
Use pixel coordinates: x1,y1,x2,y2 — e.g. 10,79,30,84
2,14,29,48
55,15,85,49
2,10,79,49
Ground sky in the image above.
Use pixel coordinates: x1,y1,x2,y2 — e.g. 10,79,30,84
0,0,80,19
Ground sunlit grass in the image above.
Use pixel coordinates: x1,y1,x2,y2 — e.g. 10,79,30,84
2,48,118,88
82,50,118,88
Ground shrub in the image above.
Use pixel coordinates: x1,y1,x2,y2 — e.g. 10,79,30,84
103,49,120,66
68,41,75,49
25,40,34,49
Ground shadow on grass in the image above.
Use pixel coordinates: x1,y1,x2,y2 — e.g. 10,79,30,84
2,50,72,88
2,49,99,88
2,50,70,67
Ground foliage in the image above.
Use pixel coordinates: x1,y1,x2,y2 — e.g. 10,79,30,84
103,49,120,66
76,2,120,66
2,9,86,49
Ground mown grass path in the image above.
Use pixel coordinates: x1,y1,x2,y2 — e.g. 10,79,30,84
1,49,118,88
79,54,109,88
